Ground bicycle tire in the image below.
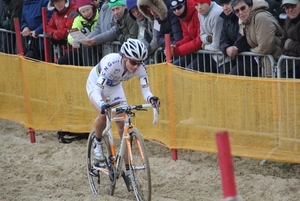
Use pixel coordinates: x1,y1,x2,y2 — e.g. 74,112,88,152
86,130,116,196
128,128,151,201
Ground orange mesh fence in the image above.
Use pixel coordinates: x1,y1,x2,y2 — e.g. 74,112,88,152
1,53,300,163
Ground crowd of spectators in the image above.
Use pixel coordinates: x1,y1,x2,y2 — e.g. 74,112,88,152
0,0,299,78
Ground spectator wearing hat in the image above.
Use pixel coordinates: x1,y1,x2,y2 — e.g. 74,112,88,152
67,0,99,66
189,0,226,72
137,0,183,48
86,0,116,57
46,0,78,65
218,0,259,76
86,0,138,49
109,0,138,44
231,0,283,77
167,0,202,68
280,0,300,78
126,0,159,61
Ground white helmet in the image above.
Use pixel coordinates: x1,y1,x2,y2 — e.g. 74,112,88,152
120,38,148,61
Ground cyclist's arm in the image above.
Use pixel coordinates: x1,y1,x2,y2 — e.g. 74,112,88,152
138,65,153,103
93,75,107,108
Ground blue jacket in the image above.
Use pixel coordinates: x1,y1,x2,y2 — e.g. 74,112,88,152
21,0,53,35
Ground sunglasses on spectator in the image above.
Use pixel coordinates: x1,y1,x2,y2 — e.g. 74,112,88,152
129,59,143,66
172,5,183,11
283,4,297,9
234,5,247,14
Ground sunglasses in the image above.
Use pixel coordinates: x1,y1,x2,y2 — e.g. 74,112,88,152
233,5,247,14
172,5,183,11
129,59,143,66
283,4,297,10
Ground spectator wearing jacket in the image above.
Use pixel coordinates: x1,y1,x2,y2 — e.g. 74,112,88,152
46,0,78,65
218,0,259,76
68,0,99,66
0,0,23,54
280,0,300,78
86,0,138,49
21,0,53,61
189,0,226,72
126,0,159,62
86,0,116,57
231,0,283,77
168,0,202,68
137,0,183,48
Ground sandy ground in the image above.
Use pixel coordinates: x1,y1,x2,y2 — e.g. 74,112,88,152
1,118,300,201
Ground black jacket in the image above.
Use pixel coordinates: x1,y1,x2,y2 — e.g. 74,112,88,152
219,12,250,56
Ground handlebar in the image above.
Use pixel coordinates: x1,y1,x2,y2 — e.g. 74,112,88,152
111,104,159,124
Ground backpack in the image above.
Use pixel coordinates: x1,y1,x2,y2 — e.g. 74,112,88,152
57,131,90,144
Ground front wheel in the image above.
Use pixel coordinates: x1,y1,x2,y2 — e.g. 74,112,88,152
86,130,116,195
128,128,151,201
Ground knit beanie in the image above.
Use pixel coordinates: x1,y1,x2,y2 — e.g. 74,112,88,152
170,0,186,10
76,0,95,12
108,0,126,8
194,0,211,5
126,0,138,20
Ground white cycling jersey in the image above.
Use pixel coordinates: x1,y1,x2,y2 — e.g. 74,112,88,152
86,53,153,108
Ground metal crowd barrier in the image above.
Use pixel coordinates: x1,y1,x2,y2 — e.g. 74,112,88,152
0,27,298,79
0,28,17,54
277,55,300,78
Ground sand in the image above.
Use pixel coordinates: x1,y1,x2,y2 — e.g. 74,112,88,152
1,118,300,201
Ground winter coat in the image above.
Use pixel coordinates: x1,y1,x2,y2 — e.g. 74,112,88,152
199,2,223,52
281,13,300,57
21,0,53,35
0,0,23,31
173,0,202,56
46,2,78,42
67,9,99,44
112,9,138,44
138,0,182,47
127,0,159,55
87,1,117,56
219,12,251,56
241,0,283,60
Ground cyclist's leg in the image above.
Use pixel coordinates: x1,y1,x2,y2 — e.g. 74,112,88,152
90,99,106,139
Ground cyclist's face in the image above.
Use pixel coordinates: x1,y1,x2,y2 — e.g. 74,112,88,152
126,59,143,73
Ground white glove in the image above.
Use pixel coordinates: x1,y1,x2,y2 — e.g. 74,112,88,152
72,40,80,48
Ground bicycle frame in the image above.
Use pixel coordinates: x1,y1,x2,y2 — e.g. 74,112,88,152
103,104,158,179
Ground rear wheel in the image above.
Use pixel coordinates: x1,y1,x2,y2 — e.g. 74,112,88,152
128,128,151,201
86,131,116,195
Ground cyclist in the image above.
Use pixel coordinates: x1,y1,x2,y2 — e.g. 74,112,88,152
86,38,160,180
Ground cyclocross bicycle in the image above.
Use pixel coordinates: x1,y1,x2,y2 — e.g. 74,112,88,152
87,103,159,201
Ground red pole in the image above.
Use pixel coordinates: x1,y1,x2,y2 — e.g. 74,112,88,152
29,128,36,143
13,18,24,56
164,34,172,63
14,18,36,143
216,131,237,199
164,34,177,160
42,7,50,62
